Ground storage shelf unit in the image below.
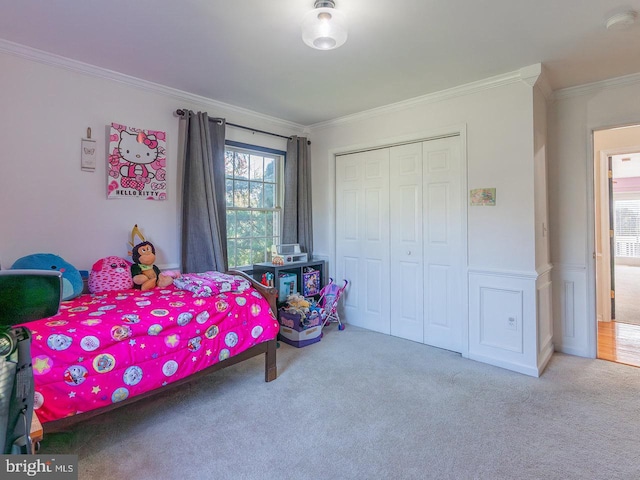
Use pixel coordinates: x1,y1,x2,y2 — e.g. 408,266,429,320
252,259,326,305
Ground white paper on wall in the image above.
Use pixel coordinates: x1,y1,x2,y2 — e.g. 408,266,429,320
81,139,96,171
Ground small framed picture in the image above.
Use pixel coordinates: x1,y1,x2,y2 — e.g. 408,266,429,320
107,123,167,200
470,188,496,206
81,139,97,171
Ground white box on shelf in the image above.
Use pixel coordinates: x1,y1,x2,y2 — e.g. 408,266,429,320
283,253,308,263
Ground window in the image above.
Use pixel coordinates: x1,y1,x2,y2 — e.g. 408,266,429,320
225,143,284,268
615,198,640,258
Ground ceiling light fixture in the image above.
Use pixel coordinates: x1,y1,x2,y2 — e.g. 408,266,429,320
606,10,637,30
301,0,347,50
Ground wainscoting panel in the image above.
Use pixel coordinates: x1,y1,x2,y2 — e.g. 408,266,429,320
469,269,549,376
536,269,554,371
478,286,524,353
563,281,576,338
552,264,590,357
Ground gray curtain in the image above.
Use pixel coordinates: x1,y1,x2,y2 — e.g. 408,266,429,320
282,136,313,256
180,111,228,273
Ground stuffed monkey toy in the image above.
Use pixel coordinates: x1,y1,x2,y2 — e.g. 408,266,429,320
130,241,173,291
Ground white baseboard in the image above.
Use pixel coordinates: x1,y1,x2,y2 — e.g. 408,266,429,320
467,352,542,377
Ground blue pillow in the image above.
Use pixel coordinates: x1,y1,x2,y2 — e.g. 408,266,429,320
11,253,83,300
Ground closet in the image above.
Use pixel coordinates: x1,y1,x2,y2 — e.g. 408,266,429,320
335,135,464,352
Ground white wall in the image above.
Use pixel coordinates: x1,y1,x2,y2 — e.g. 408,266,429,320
0,49,303,271
549,76,640,357
534,84,550,271
308,68,554,375
309,76,537,275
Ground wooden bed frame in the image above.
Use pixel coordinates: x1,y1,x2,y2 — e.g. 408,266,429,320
44,270,278,434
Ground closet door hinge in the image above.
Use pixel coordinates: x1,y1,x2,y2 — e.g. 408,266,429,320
611,290,615,299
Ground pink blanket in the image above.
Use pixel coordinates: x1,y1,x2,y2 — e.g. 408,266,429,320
20,284,278,423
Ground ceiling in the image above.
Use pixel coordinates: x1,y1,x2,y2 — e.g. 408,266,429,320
2,0,640,126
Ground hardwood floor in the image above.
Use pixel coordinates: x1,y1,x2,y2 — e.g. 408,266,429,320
597,321,640,367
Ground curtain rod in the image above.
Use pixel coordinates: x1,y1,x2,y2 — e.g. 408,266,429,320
175,109,310,145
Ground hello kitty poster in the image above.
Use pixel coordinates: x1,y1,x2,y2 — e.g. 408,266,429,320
107,123,167,200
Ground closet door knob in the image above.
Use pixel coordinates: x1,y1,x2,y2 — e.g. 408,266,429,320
407,251,412,255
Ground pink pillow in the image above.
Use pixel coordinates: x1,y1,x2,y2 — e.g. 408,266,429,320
88,256,134,294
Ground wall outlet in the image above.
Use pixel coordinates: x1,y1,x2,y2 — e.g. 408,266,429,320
507,316,517,330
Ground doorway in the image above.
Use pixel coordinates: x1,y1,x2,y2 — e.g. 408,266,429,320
594,125,640,367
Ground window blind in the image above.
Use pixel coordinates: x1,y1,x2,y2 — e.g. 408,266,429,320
615,199,640,257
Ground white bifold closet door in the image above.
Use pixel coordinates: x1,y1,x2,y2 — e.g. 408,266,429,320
335,148,391,335
336,136,463,352
389,142,424,342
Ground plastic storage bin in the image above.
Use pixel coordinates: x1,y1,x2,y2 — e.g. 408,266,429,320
278,309,322,347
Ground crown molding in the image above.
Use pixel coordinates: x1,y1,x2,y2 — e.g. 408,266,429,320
518,63,552,100
518,63,541,87
535,73,553,100
308,67,533,130
553,71,640,100
0,38,305,132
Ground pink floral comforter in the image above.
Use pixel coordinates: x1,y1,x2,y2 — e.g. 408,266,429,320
19,285,279,423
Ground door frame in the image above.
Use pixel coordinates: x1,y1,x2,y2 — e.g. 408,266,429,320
595,150,613,324
328,123,469,357
590,128,640,355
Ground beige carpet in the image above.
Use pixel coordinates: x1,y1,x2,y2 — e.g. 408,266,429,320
39,325,640,480
614,265,640,326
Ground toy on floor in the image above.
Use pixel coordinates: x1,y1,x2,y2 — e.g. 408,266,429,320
285,292,310,311
318,278,348,331
278,292,323,348
279,293,319,327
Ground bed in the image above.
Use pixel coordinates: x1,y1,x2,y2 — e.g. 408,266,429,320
19,271,279,433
